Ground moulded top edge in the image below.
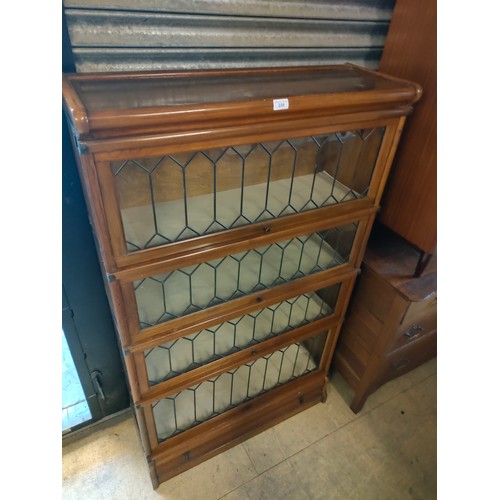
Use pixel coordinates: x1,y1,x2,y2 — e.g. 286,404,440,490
63,64,422,138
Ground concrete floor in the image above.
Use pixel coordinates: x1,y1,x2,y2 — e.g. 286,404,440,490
62,358,436,499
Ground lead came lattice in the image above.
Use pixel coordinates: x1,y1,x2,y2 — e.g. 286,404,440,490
145,283,340,385
152,332,326,442
134,224,357,328
112,128,384,251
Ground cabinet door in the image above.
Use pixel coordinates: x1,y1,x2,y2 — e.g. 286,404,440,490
117,219,366,343
143,283,341,386
94,127,388,265
134,276,348,392
124,269,357,448
148,327,329,445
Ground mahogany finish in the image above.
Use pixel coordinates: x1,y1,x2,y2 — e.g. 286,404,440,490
63,65,421,140
63,65,421,487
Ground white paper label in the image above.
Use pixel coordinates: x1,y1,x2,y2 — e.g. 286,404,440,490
273,98,289,111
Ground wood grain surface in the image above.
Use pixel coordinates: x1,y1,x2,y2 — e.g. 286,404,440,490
378,0,437,254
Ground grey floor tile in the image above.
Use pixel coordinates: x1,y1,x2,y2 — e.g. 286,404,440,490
227,460,309,500
63,419,154,500
322,379,358,427
62,362,436,500
241,381,354,473
243,426,287,474
155,444,258,500
271,401,342,458
63,418,258,500
285,374,436,500
330,357,437,416
287,423,373,500
220,487,252,500
344,377,436,499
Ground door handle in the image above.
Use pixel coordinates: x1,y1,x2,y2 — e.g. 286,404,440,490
91,370,106,400
404,324,423,340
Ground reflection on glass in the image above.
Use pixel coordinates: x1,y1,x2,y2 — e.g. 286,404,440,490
112,129,384,251
153,332,327,442
134,224,357,328
146,283,340,385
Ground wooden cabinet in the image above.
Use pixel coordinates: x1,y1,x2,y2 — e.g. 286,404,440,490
334,225,437,413
62,65,421,487
377,0,437,271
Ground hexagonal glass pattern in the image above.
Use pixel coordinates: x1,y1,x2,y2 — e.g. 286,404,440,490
134,223,357,328
152,331,327,442
145,283,340,385
111,128,384,252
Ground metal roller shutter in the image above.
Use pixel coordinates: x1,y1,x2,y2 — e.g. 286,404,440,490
63,0,395,72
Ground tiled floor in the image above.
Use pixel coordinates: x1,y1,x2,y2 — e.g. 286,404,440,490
62,358,436,499
62,330,92,432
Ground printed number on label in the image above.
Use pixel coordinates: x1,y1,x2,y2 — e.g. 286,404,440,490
273,98,289,111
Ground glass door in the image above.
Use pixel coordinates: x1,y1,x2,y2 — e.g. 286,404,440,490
62,328,92,432
62,115,130,436
62,10,129,436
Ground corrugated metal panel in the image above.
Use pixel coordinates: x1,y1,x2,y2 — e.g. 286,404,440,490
63,0,394,21
63,1,395,73
66,10,389,48
71,47,383,73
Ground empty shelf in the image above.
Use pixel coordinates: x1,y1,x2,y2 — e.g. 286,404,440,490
122,172,356,250
153,339,320,442
145,289,335,385
134,228,348,327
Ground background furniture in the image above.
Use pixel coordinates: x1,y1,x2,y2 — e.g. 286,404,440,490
334,224,436,412
332,0,437,412
377,0,437,276
63,65,420,486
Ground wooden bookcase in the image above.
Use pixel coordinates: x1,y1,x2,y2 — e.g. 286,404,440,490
62,65,421,487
